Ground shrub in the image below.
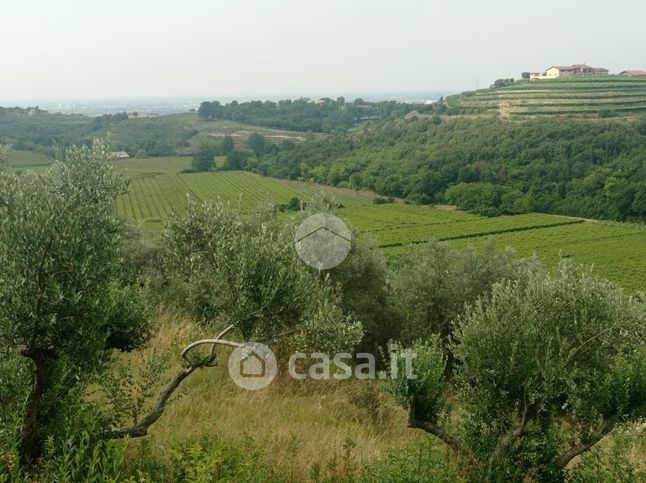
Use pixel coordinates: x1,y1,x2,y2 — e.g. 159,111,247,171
386,259,646,481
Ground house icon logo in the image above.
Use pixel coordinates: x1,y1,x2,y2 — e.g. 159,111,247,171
294,214,352,270
228,342,277,390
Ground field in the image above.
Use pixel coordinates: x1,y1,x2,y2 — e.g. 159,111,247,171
446,75,646,118
341,204,645,293
159,114,321,154
8,152,646,293
6,149,53,168
112,157,373,230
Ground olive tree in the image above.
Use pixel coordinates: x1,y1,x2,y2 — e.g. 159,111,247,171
158,199,362,350
390,239,530,345
386,261,646,481
0,141,146,465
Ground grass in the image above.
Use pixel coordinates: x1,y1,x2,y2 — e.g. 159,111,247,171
113,313,421,480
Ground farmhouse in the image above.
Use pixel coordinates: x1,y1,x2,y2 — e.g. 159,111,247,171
531,64,609,80
619,70,646,77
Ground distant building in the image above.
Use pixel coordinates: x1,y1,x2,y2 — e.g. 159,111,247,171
112,151,130,159
530,64,609,81
128,112,160,119
619,70,646,77
545,64,609,78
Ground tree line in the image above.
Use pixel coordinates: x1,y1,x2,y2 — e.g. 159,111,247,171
242,115,646,221
197,97,425,133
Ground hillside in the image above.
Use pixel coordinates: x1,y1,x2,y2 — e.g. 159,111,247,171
446,75,646,118
10,152,646,293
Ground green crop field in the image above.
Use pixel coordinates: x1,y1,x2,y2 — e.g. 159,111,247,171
447,75,646,118
6,149,53,168
6,152,644,292
109,158,646,292
113,157,373,229
360,204,646,293
340,205,582,247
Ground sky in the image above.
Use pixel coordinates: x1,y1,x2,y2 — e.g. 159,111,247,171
2,0,646,102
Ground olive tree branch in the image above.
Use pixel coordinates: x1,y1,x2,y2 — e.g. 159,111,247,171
407,396,467,455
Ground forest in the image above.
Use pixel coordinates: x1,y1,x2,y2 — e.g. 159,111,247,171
0,107,195,157
197,97,425,132
245,115,646,221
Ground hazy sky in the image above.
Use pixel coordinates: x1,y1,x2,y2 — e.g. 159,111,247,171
2,0,645,102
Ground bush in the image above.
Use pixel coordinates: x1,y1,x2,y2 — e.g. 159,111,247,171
156,200,362,351
386,259,646,481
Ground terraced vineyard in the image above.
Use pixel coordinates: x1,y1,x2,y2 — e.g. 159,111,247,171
446,75,646,118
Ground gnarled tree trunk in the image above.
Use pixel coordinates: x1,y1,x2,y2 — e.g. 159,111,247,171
19,347,50,467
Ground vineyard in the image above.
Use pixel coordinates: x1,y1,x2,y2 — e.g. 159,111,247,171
340,205,582,247
113,157,372,229
446,75,646,118
8,151,637,291
6,149,53,168
446,221,646,294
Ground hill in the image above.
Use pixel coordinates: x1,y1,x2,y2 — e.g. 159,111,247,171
445,75,646,118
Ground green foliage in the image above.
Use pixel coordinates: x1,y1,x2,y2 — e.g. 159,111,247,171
198,98,418,133
384,257,646,480
219,135,234,155
0,139,147,463
390,240,529,343
384,338,446,423
247,132,267,157
255,115,646,222
360,439,464,483
223,149,250,170
191,144,215,172
445,182,535,216
157,199,362,350
568,424,646,483
102,349,173,429
451,260,645,478
454,261,646,426
0,144,9,169
168,435,270,482
0,107,195,156
40,428,127,482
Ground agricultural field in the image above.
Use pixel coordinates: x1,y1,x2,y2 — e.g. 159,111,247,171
364,205,646,293
5,151,644,292
5,149,53,168
340,205,582,247
446,75,646,118
163,114,320,154
113,157,373,230
448,221,646,294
